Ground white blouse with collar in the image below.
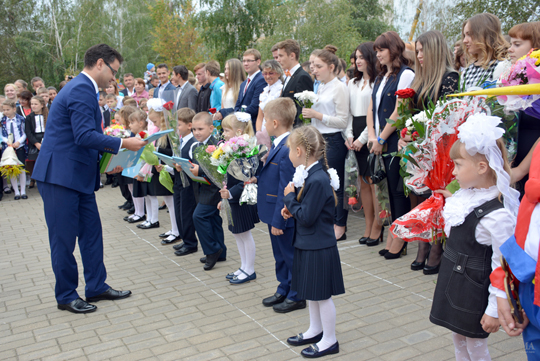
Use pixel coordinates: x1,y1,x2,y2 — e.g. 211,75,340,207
311,77,349,135
346,77,372,141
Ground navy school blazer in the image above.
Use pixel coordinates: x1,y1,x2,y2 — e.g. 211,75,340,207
283,162,337,250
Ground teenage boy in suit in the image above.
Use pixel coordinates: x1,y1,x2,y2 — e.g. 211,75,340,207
172,108,199,256
213,49,267,131
188,112,226,270
250,97,306,313
167,65,198,111
153,64,175,99
276,39,314,127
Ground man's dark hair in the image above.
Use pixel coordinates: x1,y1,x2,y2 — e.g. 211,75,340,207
157,63,169,71
84,44,124,69
98,90,107,98
123,73,134,79
173,65,189,81
31,77,44,86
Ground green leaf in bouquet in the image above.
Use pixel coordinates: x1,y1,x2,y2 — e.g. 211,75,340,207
446,179,460,194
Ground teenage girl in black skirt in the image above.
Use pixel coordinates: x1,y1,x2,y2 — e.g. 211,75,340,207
219,113,260,285
282,125,345,358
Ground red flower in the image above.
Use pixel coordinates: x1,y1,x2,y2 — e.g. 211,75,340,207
138,131,147,139
348,197,358,206
395,88,416,99
400,128,408,139
163,101,174,111
379,210,389,219
209,108,217,114
411,131,419,141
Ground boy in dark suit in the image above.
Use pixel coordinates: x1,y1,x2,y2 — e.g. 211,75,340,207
172,108,199,256
276,39,314,127
188,112,226,270
251,97,306,313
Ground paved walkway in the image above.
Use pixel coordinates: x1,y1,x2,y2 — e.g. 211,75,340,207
0,184,529,360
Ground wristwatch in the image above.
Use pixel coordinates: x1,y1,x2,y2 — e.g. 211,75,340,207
377,136,386,145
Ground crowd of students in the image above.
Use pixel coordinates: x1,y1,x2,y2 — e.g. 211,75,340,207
3,12,540,359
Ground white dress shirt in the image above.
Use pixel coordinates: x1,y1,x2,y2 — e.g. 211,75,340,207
283,63,301,90
5,117,26,148
158,81,170,99
273,131,290,148
311,77,349,135
175,82,187,106
346,77,372,142
35,115,45,133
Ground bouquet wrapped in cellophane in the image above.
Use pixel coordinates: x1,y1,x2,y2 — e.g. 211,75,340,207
0,135,27,178
104,124,131,138
390,96,491,242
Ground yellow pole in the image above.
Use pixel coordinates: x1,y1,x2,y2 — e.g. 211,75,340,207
409,0,424,42
448,84,540,97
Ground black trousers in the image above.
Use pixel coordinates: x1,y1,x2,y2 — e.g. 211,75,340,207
383,154,411,222
173,182,198,249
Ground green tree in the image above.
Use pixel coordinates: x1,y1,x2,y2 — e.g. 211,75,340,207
350,0,394,41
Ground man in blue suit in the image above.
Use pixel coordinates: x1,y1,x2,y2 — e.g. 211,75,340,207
213,49,267,131
153,63,175,99
33,44,147,314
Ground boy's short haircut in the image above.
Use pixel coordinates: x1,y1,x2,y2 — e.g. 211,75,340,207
263,98,295,129
31,76,44,86
98,90,107,98
177,107,196,124
194,63,206,73
192,112,213,126
156,63,168,71
105,94,117,100
276,39,301,60
271,43,279,52
150,75,158,82
205,60,220,77
173,65,189,81
37,87,49,94
123,98,137,107
243,49,261,61
2,99,16,108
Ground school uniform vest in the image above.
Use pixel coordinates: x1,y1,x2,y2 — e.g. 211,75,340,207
371,65,412,154
430,198,504,339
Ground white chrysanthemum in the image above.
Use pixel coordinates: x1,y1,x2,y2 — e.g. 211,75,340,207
412,111,429,123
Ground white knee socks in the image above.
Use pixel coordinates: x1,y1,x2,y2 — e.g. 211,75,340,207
10,173,26,196
10,176,19,196
233,231,256,279
163,195,178,236
452,332,491,361
316,298,337,351
145,195,159,223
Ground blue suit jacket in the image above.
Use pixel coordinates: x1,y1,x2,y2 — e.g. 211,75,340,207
283,162,337,250
257,135,295,230
33,74,121,194
153,82,176,98
220,72,267,130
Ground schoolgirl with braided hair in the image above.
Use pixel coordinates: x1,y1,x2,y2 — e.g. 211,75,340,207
281,125,344,358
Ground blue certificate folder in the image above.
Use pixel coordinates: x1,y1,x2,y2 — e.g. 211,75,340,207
172,156,211,185
100,129,173,173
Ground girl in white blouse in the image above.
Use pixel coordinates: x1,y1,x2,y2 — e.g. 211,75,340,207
345,42,382,246
221,59,246,109
302,49,350,240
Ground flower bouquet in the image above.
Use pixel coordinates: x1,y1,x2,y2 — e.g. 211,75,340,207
388,88,416,133
104,124,131,138
344,150,361,211
194,143,234,225
498,49,540,117
294,90,318,124
209,108,221,137
390,96,490,242
0,135,27,178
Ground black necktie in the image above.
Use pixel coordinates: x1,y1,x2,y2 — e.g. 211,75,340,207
10,121,15,136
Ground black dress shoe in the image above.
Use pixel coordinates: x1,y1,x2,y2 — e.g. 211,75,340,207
111,183,119,188
138,221,160,229
273,298,306,313
287,332,323,346
57,298,97,314
161,235,181,245
21,194,28,199
159,204,167,210
159,232,171,238
173,242,186,250
262,293,286,307
336,233,347,241
128,215,146,223
301,342,339,358
14,195,20,200
122,202,133,210
123,215,131,221
126,206,135,214
203,249,223,270
175,246,198,256
379,249,389,256
423,263,440,275
118,201,129,209
358,237,369,245
411,260,426,271
86,287,132,303
199,256,226,263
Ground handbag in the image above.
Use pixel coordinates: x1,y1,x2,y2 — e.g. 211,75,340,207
367,153,386,184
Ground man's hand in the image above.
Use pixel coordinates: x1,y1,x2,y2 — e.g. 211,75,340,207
12,141,20,148
122,138,147,151
271,226,284,236
106,166,123,174
497,296,529,336
220,188,230,199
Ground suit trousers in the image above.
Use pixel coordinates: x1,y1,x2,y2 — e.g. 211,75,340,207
38,182,110,304
173,185,199,249
268,224,300,301
193,203,226,258
383,152,411,221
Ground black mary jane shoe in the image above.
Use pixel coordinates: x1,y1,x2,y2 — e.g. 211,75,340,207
21,195,28,200
138,221,160,229
128,215,146,223
301,342,339,358
358,237,369,245
57,298,97,314
287,332,323,346
14,195,21,200
161,234,181,245
123,215,131,222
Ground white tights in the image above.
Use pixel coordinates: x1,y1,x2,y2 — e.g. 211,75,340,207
145,195,159,223
127,184,145,218
303,298,337,351
10,173,26,196
232,231,256,279
452,333,491,361
163,195,178,236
